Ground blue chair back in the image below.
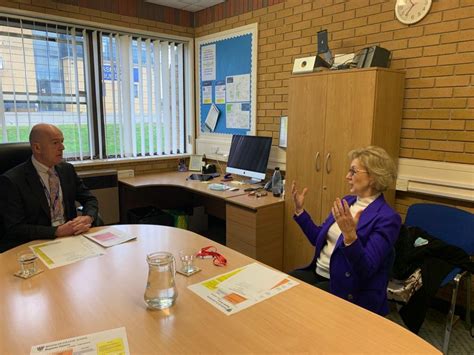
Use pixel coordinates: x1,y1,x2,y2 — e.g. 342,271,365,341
405,203,474,255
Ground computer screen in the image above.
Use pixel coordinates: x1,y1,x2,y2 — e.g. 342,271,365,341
226,135,272,183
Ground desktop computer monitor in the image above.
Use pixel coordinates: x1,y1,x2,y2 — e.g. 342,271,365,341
226,135,272,183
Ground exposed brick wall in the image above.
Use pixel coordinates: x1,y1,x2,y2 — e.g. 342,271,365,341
195,0,474,164
195,1,474,308
0,0,194,36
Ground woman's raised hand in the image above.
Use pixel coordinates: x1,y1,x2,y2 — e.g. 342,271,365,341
291,180,308,215
331,198,362,245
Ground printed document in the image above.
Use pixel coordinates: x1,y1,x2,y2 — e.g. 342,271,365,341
188,262,298,315
204,104,220,132
31,327,130,355
30,236,105,269
83,227,136,248
226,74,250,102
226,103,250,129
201,44,216,81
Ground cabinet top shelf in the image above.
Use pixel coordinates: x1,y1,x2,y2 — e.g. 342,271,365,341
291,67,404,79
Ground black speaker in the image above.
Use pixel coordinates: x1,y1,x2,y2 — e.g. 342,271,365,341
362,46,391,68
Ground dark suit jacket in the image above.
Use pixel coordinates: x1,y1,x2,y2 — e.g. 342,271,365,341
294,194,401,315
0,159,98,252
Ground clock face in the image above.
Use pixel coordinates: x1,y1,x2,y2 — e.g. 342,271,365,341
395,0,432,25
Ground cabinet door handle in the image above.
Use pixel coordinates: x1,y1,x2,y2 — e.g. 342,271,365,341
315,152,321,171
325,153,331,174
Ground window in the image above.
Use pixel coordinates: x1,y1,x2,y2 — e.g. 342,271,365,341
0,17,90,159
99,33,186,158
0,15,189,161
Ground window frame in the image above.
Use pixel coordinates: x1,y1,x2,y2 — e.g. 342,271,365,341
0,9,195,164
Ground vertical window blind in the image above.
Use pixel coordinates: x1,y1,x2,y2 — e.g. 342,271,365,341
100,33,186,158
0,15,188,161
0,17,90,159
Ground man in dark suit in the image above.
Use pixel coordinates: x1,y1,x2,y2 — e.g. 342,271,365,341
0,123,99,252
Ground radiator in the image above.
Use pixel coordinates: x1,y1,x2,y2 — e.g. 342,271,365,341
78,169,119,225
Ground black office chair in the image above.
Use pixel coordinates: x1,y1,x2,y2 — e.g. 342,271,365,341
0,142,32,175
0,142,32,252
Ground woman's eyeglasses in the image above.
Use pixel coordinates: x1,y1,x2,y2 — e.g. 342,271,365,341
348,167,368,177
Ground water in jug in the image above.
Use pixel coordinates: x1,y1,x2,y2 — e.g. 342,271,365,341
144,252,178,309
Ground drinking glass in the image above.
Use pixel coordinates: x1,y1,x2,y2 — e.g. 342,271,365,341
17,250,38,278
179,248,197,274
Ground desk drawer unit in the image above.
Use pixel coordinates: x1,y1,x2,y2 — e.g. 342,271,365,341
226,203,283,270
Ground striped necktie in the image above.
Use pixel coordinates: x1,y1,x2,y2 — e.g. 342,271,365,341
47,168,64,225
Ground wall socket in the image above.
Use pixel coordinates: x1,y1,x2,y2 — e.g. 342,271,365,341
118,169,135,179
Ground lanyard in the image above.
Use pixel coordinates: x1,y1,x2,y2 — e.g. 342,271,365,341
196,246,227,266
39,171,61,210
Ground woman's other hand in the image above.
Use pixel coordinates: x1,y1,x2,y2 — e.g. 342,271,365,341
291,180,307,216
332,198,363,245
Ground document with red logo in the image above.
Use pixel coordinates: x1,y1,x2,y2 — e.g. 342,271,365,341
83,227,136,248
188,262,298,315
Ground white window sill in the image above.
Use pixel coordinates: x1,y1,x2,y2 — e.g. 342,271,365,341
70,153,189,168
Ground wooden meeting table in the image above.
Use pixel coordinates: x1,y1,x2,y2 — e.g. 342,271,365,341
0,225,440,354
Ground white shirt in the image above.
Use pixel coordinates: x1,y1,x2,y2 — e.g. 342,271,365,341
316,194,380,279
31,156,65,226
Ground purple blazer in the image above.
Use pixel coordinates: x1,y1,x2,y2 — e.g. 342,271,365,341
293,194,401,315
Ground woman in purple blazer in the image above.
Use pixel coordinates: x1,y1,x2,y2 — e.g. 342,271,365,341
291,146,401,316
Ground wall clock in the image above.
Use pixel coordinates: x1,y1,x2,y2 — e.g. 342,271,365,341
395,0,432,25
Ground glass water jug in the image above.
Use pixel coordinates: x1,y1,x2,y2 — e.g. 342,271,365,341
144,252,178,309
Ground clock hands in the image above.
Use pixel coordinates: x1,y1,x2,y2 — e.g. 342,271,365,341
405,0,415,16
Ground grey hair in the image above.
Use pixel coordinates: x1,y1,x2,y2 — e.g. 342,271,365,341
348,146,397,192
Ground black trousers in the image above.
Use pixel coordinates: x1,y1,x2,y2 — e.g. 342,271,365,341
289,269,330,292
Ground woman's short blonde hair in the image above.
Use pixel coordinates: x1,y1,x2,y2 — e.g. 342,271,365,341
348,146,397,192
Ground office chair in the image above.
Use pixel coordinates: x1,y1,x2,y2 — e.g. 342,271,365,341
0,142,32,252
405,203,474,355
0,142,32,175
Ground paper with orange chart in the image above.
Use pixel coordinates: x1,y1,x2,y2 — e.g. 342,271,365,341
30,327,130,355
188,262,298,315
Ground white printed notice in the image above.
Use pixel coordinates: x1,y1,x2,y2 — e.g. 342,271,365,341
188,262,298,315
201,44,216,81
30,327,130,355
202,81,213,104
226,74,250,102
30,236,105,269
226,102,250,129
83,227,136,248
215,80,226,104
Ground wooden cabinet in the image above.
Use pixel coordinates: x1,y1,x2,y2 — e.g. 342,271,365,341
283,68,405,272
226,199,284,270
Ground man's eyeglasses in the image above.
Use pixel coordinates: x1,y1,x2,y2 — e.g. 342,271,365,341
348,167,368,177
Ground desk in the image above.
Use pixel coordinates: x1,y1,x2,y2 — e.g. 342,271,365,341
0,225,440,354
119,172,284,269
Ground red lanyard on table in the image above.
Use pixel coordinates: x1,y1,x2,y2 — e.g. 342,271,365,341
196,246,227,266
